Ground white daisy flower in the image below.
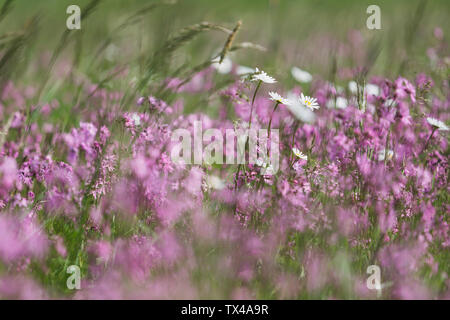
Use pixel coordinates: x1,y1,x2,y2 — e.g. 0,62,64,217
366,84,380,96
299,93,319,110
263,164,275,176
377,149,394,161
131,113,141,126
205,175,225,190
291,66,312,83
327,97,348,109
251,67,276,84
211,56,233,74
236,65,255,75
292,148,307,160
256,158,266,167
336,97,348,109
348,81,358,94
348,81,380,97
268,91,291,105
427,117,449,131
285,92,316,123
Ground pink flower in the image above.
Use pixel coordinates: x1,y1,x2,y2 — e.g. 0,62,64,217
0,214,49,263
395,77,416,103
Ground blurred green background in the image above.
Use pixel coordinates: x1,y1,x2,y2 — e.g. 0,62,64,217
1,0,449,87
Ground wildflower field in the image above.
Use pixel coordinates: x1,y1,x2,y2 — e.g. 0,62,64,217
0,0,449,300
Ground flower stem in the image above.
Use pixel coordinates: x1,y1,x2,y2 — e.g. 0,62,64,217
248,80,262,129
289,120,300,165
267,101,280,139
236,80,262,190
384,126,391,166
420,127,437,155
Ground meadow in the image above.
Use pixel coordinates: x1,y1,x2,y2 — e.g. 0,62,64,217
0,0,449,299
